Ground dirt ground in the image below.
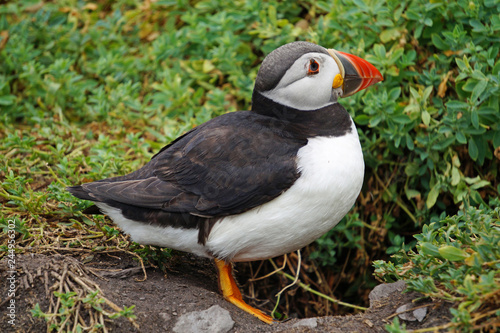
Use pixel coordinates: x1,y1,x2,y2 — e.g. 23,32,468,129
0,253,453,332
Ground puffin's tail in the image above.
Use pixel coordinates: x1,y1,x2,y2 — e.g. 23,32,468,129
66,185,102,215
67,185,93,200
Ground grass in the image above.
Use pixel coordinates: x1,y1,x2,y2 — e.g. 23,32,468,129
1,0,499,331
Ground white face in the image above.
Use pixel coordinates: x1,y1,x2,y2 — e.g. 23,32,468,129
261,52,342,110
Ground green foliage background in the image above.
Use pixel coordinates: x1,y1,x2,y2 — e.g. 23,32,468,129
1,0,499,328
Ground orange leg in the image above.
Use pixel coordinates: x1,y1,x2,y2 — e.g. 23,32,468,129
214,259,274,324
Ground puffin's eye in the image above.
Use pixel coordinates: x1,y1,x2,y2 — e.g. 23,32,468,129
308,59,320,75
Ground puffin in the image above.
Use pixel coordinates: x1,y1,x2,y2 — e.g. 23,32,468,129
68,41,382,324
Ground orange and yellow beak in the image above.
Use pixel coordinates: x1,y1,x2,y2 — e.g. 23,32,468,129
327,49,383,97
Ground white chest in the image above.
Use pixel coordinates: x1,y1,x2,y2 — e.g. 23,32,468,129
207,125,365,261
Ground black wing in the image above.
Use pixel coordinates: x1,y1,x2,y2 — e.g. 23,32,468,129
68,111,307,218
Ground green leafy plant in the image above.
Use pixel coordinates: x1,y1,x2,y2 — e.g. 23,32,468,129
0,216,31,240
374,198,500,332
130,243,172,272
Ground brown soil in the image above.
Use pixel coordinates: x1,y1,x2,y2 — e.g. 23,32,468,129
0,253,452,332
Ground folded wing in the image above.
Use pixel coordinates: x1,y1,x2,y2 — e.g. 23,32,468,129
69,111,306,219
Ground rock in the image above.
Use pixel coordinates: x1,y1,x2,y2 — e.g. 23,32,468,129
413,307,428,322
159,312,171,322
292,318,318,328
173,305,234,333
369,280,407,306
396,303,428,322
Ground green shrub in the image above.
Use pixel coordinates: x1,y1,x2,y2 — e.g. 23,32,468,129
374,198,500,331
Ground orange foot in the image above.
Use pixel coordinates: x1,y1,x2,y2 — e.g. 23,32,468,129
214,258,274,324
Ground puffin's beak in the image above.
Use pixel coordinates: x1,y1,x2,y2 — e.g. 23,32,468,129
327,49,383,97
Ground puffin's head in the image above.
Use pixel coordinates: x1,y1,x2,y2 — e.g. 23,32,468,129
255,41,383,110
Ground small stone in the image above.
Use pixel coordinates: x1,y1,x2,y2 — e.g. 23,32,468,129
363,319,374,327
396,303,414,321
173,305,234,333
292,318,318,328
369,281,407,306
396,303,428,322
159,312,171,322
413,307,428,322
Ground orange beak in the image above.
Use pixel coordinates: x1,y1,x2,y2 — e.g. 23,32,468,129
327,49,383,97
